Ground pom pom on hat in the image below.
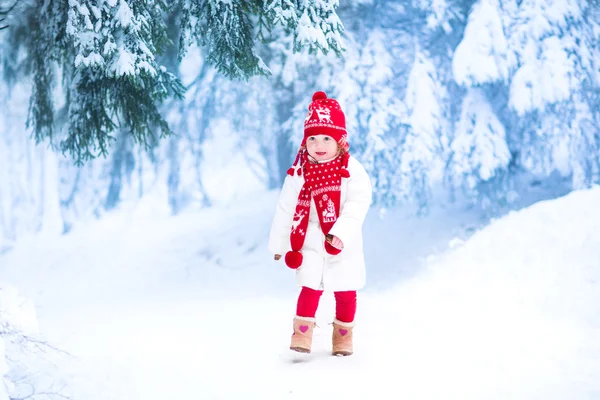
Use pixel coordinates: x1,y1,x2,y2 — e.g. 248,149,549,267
285,250,303,269
312,91,327,101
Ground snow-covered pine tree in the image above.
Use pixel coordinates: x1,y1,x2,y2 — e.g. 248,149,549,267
394,0,465,210
265,0,345,56
575,2,600,188
349,30,404,207
452,0,509,86
449,0,512,204
400,46,445,212
507,0,600,189
178,0,269,79
414,0,462,32
179,0,344,78
450,88,511,204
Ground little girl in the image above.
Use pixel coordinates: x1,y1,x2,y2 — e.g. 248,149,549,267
268,91,372,356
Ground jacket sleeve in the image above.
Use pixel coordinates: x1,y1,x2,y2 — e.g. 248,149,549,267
268,175,299,255
328,159,372,249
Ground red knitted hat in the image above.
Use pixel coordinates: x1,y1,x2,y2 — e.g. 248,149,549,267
303,91,347,148
287,91,350,177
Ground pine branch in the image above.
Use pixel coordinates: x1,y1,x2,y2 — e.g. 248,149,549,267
24,0,187,163
0,0,20,30
179,0,270,79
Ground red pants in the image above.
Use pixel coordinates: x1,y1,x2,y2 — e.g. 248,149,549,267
296,286,357,323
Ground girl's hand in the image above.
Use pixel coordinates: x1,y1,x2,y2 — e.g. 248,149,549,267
274,254,282,261
330,235,344,250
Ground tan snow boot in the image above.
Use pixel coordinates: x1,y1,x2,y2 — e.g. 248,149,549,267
290,316,316,353
332,319,354,356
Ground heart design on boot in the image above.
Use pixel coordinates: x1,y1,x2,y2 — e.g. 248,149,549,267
339,329,348,336
299,325,309,333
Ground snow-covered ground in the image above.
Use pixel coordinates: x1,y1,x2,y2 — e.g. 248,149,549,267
0,187,599,399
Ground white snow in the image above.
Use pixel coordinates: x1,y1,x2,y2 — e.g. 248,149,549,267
0,186,599,399
114,0,134,29
296,10,329,51
75,51,105,68
506,0,585,115
110,47,136,76
509,36,575,116
453,0,510,86
415,0,451,30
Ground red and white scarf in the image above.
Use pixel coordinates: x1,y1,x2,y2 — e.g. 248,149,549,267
285,152,350,269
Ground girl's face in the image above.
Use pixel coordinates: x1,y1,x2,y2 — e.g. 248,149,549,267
306,135,339,161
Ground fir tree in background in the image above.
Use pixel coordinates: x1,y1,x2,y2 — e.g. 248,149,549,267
401,46,444,212
449,88,511,202
507,0,600,189
449,0,511,204
452,0,509,87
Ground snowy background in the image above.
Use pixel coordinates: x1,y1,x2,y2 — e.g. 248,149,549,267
0,1,600,399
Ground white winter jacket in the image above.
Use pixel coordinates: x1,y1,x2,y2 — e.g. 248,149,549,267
268,156,373,291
